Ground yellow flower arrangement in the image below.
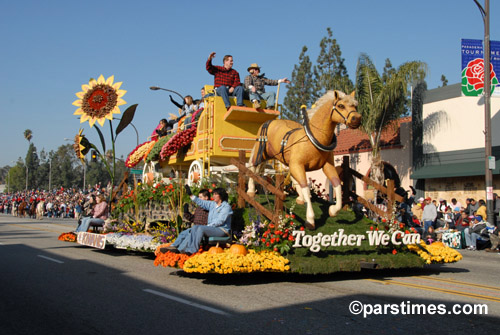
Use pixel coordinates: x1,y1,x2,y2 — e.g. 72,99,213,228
183,249,291,274
125,140,156,168
73,75,126,127
407,241,463,264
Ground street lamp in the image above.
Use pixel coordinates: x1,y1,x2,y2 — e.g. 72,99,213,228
473,0,493,225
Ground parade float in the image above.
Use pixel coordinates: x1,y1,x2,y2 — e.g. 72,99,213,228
59,74,463,275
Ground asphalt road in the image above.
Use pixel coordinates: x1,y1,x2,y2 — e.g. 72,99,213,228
0,214,499,335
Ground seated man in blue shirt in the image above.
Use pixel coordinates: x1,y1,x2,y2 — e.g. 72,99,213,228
165,186,232,255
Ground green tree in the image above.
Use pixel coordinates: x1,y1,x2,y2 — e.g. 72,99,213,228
49,144,81,190
355,53,426,185
23,129,33,143
283,46,314,121
25,143,40,190
440,74,448,87
8,162,25,192
312,27,353,99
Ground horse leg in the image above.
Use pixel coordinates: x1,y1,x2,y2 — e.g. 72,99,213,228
247,144,260,197
289,164,315,229
290,176,305,204
323,161,342,217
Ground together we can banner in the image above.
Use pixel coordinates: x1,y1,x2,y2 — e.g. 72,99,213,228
461,38,500,97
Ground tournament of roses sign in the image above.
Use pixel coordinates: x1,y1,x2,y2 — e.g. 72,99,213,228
461,39,500,97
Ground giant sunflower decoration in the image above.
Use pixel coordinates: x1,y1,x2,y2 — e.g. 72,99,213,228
73,129,91,163
72,75,126,127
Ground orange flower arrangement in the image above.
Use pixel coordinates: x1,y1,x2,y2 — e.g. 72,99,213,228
153,245,203,268
58,232,77,242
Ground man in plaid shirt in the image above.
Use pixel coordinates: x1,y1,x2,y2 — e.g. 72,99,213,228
244,63,290,109
206,52,244,109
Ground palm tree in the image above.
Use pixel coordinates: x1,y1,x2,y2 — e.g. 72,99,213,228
355,53,426,185
24,129,33,143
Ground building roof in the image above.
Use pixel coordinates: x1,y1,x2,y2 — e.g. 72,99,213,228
333,116,411,154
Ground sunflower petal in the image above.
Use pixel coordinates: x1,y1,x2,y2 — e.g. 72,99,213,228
113,81,122,90
116,89,127,98
80,114,90,122
81,84,91,92
73,108,83,115
112,106,121,115
105,113,114,120
97,117,106,127
72,99,82,106
75,91,85,99
89,118,97,127
97,75,105,84
117,98,127,106
106,75,115,85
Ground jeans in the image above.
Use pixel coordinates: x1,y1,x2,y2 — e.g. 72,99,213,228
176,225,226,254
464,227,481,248
249,91,276,107
75,217,104,233
216,85,244,108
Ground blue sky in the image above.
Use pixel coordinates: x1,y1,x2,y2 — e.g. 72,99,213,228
0,0,498,167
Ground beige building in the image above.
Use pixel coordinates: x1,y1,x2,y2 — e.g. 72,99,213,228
411,83,500,205
307,117,413,201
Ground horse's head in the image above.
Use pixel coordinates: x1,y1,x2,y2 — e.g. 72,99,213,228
331,91,361,129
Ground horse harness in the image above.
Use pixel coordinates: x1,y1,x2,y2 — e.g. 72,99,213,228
254,100,350,165
301,105,337,152
254,120,300,166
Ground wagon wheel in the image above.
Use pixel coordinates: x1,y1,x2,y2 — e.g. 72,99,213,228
188,159,204,186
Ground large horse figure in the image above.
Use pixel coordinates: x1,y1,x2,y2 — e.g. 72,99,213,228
247,90,361,229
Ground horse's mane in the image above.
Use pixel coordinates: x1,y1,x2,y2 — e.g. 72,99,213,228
307,90,357,118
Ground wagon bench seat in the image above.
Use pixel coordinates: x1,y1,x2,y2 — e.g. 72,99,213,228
224,106,280,123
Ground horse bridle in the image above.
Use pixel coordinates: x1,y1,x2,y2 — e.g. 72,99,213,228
330,100,356,124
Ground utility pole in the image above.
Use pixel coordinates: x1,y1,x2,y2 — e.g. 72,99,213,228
474,0,493,225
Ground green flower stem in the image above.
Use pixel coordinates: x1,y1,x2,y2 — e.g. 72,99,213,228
108,119,116,189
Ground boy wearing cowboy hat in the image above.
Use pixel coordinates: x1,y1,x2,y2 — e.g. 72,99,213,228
244,63,290,109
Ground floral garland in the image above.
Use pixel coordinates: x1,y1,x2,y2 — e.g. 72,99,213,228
160,126,197,160
125,140,156,168
145,134,172,163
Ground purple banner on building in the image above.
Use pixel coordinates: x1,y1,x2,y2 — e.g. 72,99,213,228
461,38,500,97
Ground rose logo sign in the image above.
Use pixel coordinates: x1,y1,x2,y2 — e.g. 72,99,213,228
461,58,499,96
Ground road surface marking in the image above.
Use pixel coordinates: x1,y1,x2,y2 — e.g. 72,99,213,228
37,255,64,264
366,278,500,303
415,276,500,292
143,289,231,316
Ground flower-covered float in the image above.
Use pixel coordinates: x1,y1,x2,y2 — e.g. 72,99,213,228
62,75,463,276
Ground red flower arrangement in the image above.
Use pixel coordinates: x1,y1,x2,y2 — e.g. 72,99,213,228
159,126,197,160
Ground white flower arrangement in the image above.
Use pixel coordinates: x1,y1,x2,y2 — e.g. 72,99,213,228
105,233,161,252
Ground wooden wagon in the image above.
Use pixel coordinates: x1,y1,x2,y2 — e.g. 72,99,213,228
143,85,281,185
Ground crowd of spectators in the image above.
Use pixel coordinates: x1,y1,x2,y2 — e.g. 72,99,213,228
0,185,110,220
385,188,500,252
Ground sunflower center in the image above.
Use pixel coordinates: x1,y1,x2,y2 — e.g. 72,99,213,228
81,84,118,119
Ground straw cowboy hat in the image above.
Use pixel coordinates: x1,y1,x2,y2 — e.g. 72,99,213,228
247,63,261,72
